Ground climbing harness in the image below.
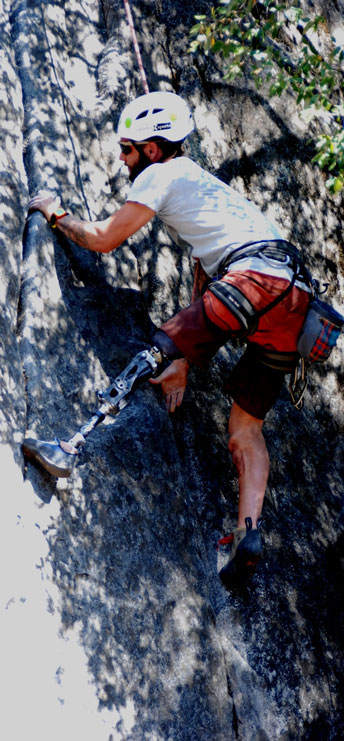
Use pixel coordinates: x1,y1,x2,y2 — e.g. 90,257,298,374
208,240,306,338
208,239,344,409
22,346,163,477
123,0,149,95
216,239,306,276
208,272,298,337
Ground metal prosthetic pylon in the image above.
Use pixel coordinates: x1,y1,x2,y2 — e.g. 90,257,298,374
22,347,162,477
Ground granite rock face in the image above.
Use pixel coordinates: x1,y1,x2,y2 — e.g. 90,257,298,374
1,1,343,739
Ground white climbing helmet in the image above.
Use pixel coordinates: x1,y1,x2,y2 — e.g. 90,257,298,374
117,91,194,142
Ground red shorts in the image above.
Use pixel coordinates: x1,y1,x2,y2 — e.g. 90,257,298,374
159,270,310,419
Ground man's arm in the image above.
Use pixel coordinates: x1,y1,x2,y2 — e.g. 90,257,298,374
28,194,155,253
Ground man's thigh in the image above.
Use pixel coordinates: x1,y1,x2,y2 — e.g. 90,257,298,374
158,297,236,366
224,343,288,420
159,270,309,417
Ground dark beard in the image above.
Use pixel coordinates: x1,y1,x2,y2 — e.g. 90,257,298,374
129,150,152,182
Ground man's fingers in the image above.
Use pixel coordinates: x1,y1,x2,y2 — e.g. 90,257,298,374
175,389,184,408
165,393,177,413
149,358,189,412
164,388,185,413
28,193,60,214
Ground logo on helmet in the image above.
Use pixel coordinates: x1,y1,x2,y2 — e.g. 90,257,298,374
154,123,172,131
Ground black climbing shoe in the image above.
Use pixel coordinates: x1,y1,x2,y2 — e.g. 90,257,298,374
218,517,263,589
22,438,79,478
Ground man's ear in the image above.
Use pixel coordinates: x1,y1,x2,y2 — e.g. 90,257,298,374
145,142,163,162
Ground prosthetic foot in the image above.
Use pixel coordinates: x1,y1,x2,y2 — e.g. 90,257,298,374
22,438,79,478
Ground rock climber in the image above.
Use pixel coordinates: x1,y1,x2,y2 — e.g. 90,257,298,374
28,91,311,587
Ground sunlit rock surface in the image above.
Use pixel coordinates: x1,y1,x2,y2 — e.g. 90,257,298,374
1,1,343,739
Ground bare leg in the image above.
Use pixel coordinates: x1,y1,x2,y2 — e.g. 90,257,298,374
228,401,269,529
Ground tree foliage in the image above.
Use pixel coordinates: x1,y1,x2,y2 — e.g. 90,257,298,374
190,0,344,192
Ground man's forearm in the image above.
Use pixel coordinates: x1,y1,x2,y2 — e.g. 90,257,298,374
28,193,154,254
55,214,105,252
28,194,108,252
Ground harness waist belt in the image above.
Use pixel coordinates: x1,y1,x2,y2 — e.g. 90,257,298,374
219,239,307,277
208,239,312,340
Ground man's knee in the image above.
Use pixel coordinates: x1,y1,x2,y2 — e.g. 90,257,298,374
229,434,245,476
228,414,269,471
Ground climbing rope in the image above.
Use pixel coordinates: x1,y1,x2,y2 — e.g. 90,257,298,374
39,3,92,219
123,0,150,95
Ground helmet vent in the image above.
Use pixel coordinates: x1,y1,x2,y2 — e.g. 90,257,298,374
152,108,163,114
136,110,149,119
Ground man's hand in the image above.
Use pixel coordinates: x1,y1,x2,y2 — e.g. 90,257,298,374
149,358,189,413
28,192,61,222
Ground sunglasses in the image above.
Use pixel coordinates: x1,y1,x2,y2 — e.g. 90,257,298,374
119,142,134,155
119,140,150,155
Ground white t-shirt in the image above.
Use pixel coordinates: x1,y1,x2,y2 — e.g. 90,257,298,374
127,156,294,280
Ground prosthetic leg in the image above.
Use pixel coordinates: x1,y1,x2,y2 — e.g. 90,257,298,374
22,347,163,477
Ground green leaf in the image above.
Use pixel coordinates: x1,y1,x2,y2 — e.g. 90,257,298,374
211,40,226,53
326,176,343,193
331,46,343,57
188,1,344,195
